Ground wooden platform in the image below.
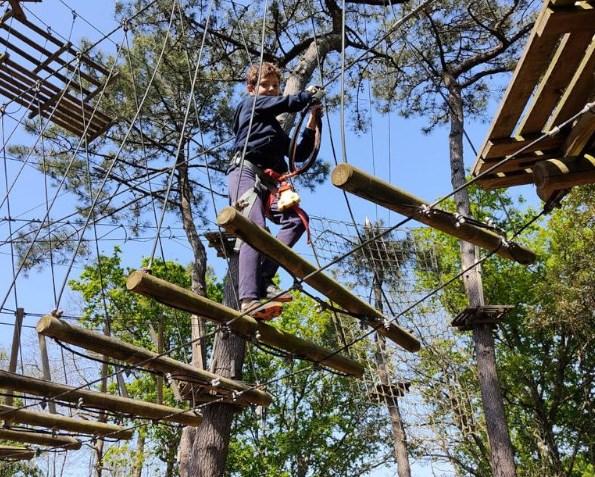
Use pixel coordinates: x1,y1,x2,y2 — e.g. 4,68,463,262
472,0,595,196
0,8,113,142
451,305,514,331
369,382,410,405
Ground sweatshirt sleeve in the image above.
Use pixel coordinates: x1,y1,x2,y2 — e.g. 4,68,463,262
253,92,313,115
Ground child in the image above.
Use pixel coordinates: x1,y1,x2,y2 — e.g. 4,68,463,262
228,62,324,320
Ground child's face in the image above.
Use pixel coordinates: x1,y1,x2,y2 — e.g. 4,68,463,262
248,73,280,96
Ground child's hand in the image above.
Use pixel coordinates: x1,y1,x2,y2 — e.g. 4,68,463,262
306,85,325,103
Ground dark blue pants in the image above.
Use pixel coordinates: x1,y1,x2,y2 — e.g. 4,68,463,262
228,166,307,300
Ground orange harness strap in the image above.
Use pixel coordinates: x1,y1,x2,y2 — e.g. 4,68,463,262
264,168,311,244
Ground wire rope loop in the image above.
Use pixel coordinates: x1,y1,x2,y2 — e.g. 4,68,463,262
285,108,322,180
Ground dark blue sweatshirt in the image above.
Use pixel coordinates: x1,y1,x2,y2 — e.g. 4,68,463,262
232,92,315,173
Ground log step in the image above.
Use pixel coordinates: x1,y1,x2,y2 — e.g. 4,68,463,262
126,271,365,378
216,207,421,353
331,164,537,265
36,315,274,407
0,428,81,450
0,445,35,461
0,404,133,439
0,370,202,427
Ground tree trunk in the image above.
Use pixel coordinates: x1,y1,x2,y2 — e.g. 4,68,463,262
372,278,412,477
132,428,145,477
176,147,211,476
186,255,245,477
446,77,517,477
92,362,108,477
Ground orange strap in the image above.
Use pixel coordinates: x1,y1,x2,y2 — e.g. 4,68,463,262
263,170,311,244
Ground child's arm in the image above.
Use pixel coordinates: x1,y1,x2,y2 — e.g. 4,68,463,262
253,92,314,115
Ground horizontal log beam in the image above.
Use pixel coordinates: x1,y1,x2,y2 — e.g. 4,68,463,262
332,164,537,265
0,445,35,461
0,404,133,439
0,428,81,450
126,272,365,377
0,371,202,427
534,154,595,200
37,315,274,405
216,208,420,352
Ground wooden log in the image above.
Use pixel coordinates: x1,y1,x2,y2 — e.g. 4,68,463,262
0,445,35,461
534,154,595,200
37,315,277,404
216,208,420,352
0,428,81,450
0,370,202,427
126,271,366,376
332,164,537,265
0,404,133,439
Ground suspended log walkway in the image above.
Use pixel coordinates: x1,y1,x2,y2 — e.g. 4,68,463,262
37,315,278,405
331,164,537,265
0,404,133,439
0,370,202,427
0,445,35,461
216,207,420,353
126,271,365,377
0,428,81,450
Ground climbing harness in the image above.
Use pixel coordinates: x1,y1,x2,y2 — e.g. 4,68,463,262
230,106,323,247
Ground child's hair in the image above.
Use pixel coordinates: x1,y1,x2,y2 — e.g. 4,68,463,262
246,62,281,87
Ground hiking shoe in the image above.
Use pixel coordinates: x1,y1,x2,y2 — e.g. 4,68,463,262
240,299,283,321
264,284,293,303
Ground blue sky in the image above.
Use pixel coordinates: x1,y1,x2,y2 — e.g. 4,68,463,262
0,1,541,475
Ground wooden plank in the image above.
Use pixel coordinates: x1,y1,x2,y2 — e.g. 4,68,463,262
479,134,564,160
17,15,111,77
125,273,367,377
0,428,81,450
0,36,79,93
518,30,594,135
37,315,278,404
0,57,110,140
477,151,561,174
0,445,34,461
0,404,133,439
0,73,89,136
6,0,26,21
216,208,421,351
538,5,595,36
488,4,561,139
0,23,99,88
331,164,537,264
476,171,535,190
0,370,203,427
546,38,595,128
